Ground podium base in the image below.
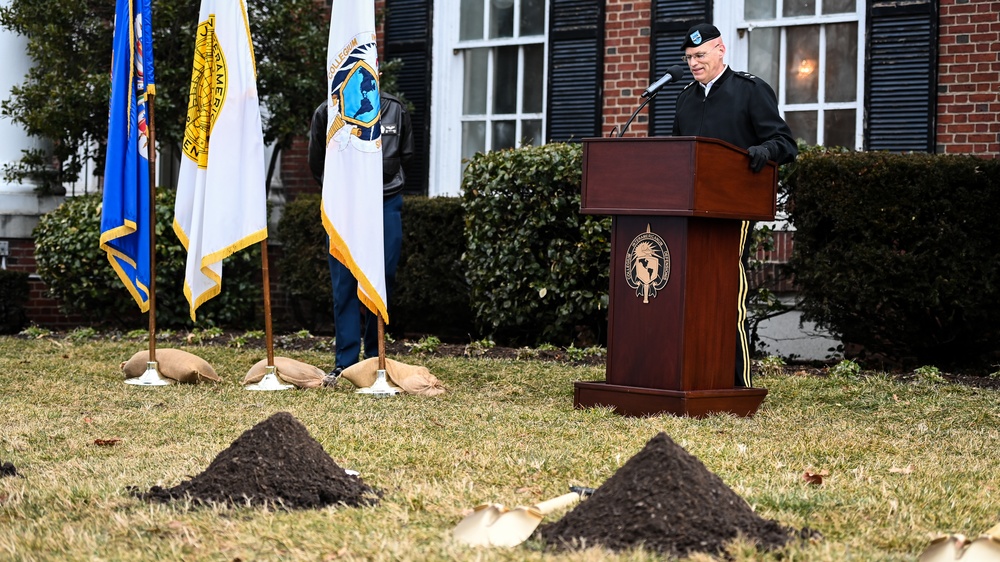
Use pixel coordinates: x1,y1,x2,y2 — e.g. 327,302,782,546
573,381,767,418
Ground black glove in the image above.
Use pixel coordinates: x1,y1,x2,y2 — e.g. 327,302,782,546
748,145,770,172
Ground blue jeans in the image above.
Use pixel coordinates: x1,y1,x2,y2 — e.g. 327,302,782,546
328,193,403,369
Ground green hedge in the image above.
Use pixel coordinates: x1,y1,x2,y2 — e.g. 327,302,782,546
275,194,473,339
274,193,331,331
0,269,29,334
461,143,611,346
33,191,260,329
392,196,473,339
786,151,1000,368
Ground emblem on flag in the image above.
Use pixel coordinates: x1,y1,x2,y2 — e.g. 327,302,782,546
327,35,381,152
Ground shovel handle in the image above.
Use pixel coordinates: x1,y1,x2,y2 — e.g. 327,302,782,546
533,491,583,516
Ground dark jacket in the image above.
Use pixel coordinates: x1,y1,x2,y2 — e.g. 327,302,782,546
308,92,414,197
672,66,797,165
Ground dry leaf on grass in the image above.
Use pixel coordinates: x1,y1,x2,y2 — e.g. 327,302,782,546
93,438,120,447
803,468,830,485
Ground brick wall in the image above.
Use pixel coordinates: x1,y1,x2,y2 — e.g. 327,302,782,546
3,238,86,329
753,230,796,293
936,0,1000,155
601,0,653,137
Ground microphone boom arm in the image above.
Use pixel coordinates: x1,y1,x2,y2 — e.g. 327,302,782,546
618,92,656,138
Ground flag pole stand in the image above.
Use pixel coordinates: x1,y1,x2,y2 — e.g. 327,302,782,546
246,240,292,391
246,364,293,391
356,313,399,397
126,90,169,387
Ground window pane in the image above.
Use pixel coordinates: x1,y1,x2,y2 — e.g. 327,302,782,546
785,25,819,104
824,109,855,148
783,0,815,16
493,46,518,114
463,48,488,114
825,23,857,102
745,0,776,20
521,119,542,145
522,44,544,113
822,0,855,14
462,121,486,160
748,28,780,98
785,111,816,144
460,0,484,40
493,120,516,149
520,0,545,36
489,0,514,39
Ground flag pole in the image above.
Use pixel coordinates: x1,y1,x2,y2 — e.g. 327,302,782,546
355,309,398,396
378,313,386,371
245,239,292,390
127,91,169,386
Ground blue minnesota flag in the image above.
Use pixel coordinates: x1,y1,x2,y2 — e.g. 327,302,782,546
100,0,156,312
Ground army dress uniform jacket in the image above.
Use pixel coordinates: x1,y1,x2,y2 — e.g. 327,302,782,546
309,92,414,197
672,66,797,166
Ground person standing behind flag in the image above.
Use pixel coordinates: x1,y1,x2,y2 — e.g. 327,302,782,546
309,90,413,379
671,23,797,389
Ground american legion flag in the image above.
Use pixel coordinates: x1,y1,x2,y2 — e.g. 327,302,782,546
99,0,156,312
173,0,267,321
322,0,387,322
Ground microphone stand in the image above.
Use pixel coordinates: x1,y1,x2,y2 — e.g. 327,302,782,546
618,92,657,138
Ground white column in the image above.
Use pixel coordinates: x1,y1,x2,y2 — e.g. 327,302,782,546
0,16,60,239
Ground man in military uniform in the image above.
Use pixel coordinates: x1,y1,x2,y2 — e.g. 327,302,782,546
672,23,797,388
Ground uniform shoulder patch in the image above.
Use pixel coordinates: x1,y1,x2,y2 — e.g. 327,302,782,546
734,71,758,81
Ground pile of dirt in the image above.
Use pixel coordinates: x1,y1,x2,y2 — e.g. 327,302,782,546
132,412,380,509
541,432,802,558
1,461,17,477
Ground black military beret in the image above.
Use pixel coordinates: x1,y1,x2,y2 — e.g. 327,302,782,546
681,23,721,50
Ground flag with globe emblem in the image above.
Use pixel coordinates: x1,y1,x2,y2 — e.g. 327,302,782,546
320,0,387,323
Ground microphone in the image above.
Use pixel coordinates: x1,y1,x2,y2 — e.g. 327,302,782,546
641,65,686,98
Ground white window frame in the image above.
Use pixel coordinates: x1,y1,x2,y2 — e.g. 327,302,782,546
429,0,548,196
718,2,866,150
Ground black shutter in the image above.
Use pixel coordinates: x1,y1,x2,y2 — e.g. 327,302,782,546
384,0,432,194
547,0,604,142
648,0,710,136
865,0,937,152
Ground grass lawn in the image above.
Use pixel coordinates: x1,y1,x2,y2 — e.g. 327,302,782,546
1,333,998,561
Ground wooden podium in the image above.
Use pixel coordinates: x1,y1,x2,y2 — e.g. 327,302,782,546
573,137,777,418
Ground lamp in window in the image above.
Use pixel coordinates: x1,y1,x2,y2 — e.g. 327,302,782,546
797,58,816,78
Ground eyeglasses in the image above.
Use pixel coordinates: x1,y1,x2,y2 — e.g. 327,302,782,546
681,44,721,64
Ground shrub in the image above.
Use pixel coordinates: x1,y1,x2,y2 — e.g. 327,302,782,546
274,193,331,331
461,143,611,346
275,194,474,339
392,196,473,340
786,151,1000,369
33,191,261,329
0,269,29,334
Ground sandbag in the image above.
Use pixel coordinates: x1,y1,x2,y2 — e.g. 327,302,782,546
242,357,325,389
121,348,221,384
340,357,445,396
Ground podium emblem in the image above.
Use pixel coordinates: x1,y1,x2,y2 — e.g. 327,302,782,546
625,225,670,303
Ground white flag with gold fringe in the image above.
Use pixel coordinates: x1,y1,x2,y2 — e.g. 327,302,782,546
173,0,267,321
321,0,387,323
